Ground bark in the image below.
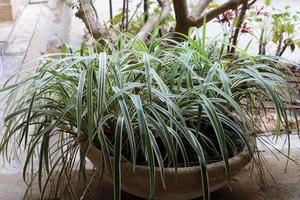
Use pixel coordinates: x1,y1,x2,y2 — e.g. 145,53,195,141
137,0,171,41
230,1,248,53
172,0,249,39
173,0,189,35
75,0,107,39
187,0,248,27
76,0,249,42
76,0,170,41
189,0,213,18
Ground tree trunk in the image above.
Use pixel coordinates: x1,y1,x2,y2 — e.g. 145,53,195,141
76,0,250,43
173,0,249,37
75,0,107,39
173,0,190,35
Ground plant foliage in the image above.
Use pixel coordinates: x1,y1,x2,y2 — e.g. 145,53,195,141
0,30,296,199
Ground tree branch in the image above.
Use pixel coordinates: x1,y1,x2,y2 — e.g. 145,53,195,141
144,0,149,22
137,0,170,40
230,0,248,53
187,0,248,27
172,0,248,38
189,0,213,18
109,0,113,21
248,0,257,7
75,0,107,40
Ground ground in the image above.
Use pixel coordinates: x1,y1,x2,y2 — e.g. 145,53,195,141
0,1,300,200
64,134,300,200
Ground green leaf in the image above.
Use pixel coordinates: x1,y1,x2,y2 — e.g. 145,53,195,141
111,12,123,25
143,54,152,104
286,24,294,35
114,116,124,200
97,52,107,118
77,70,86,135
129,95,156,199
87,63,94,143
200,95,229,183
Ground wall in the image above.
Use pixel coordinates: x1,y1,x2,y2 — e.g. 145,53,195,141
0,0,26,22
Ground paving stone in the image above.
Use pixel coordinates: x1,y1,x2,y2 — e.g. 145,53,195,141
1,55,24,75
5,5,42,55
0,22,13,43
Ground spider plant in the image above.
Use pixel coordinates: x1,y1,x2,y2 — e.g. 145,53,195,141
0,29,295,200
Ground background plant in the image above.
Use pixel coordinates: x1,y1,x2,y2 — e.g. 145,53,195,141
67,0,258,43
247,5,300,56
110,0,175,35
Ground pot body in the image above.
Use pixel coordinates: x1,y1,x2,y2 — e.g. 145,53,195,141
86,140,253,200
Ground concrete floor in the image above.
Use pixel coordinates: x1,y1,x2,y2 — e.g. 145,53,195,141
0,145,299,200
0,1,300,200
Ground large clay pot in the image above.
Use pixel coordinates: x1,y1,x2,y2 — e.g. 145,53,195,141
85,138,254,200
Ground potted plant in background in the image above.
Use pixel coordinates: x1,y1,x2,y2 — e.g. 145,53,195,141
246,5,300,56
0,25,296,200
240,4,300,132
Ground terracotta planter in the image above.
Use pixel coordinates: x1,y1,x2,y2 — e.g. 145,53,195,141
85,138,254,200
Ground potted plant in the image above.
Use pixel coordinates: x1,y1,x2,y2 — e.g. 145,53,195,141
0,30,295,200
246,5,300,56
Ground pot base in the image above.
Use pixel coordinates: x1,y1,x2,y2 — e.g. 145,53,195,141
86,138,254,200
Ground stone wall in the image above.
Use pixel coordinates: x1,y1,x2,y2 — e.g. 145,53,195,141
0,0,26,22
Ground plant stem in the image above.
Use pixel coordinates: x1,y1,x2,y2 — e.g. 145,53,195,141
120,0,126,30
276,30,284,56
126,0,129,31
259,29,266,55
230,1,248,54
144,0,149,23
109,0,113,21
